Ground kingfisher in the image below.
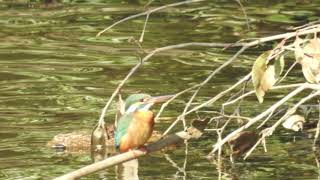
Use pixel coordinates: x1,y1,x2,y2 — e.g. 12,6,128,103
114,93,173,152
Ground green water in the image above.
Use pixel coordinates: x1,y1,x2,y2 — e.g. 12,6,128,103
0,0,320,179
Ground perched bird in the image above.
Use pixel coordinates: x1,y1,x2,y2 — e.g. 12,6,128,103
115,93,173,152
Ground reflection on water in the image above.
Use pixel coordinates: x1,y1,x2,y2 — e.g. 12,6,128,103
117,159,139,180
0,0,320,179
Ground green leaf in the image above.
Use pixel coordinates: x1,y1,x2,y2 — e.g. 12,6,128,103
252,51,272,103
275,55,285,78
294,37,304,63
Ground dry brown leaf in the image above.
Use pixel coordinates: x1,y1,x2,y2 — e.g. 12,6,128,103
282,114,305,132
305,38,320,59
296,38,320,83
261,65,276,91
302,63,318,83
191,118,210,131
228,131,259,159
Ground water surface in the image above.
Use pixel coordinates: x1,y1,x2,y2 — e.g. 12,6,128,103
0,0,320,179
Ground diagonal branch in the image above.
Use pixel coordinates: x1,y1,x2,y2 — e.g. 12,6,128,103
55,125,205,180
162,71,251,136
97,42,234,128
162,25,320,135
244,90,320,159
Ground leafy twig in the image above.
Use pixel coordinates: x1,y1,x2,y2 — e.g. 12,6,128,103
162,25,320,136
210,83,320,154
244,90,320,159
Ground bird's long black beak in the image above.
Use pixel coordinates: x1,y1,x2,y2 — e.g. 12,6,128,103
145,95,174,104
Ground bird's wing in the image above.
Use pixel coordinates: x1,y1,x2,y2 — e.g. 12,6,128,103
114,113,133,147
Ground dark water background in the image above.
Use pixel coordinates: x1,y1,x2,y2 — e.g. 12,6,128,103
0,0,320,179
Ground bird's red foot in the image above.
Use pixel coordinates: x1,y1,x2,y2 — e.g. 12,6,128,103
128,146,148,158
138,145,148,153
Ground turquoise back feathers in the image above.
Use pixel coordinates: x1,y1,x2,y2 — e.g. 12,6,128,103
115,113,133,148
115,94,150,148
114,93,173,150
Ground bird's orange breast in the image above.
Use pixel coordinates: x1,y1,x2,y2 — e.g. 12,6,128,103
119,111,154,152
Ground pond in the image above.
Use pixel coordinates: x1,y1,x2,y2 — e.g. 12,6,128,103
0,0,320,179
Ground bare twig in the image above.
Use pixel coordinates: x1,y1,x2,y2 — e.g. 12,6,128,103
164,72,244,136
223,83,305,107
139,12,150,43
155,85,199,122
162,51,250,136
234,0,250,30
163,141,188,180
290,22,320,30
199,111,251,122
244,90,320,159
164,154,185,174
257,110,274,129
242,130,265,160
314,100,320,147
277,61,298,85
97,42,234,128
182,141,188,180
98,25,320,131
188,47,248,111
181,89,201,130
162,25,320,136
96,0,205,37
144,0,155,8
210,83,320,154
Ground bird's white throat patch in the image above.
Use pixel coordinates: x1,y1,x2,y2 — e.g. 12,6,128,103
126,103,154,113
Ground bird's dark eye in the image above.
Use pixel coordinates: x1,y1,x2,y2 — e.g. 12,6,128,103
140,98,144,102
